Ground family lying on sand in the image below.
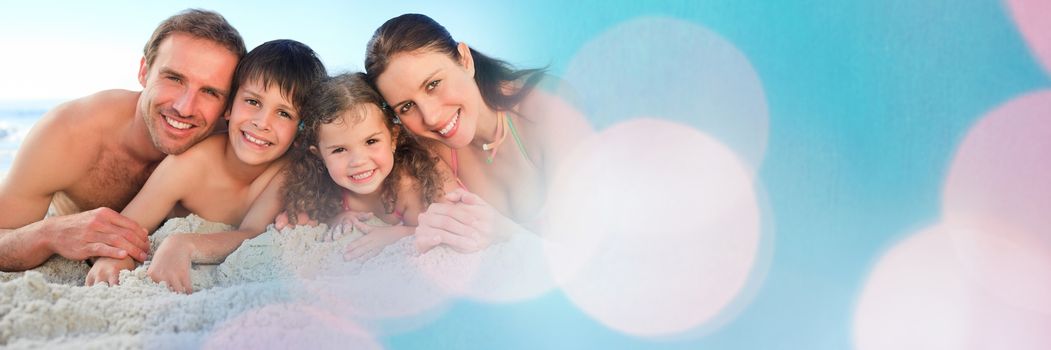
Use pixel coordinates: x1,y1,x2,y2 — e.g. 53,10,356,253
0,9,589,293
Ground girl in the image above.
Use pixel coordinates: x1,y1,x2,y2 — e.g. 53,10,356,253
282,72,456,260
364,14,592,253
85,39,327,293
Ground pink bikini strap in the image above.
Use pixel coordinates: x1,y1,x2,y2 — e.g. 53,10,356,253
341,190,351,211
448,149,468,190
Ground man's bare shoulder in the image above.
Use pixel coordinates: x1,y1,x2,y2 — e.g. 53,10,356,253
22,90,139,166
44,90,139,129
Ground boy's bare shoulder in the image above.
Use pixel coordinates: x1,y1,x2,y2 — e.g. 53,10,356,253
260,155,291,181
165,134,227,165
145,135,227,192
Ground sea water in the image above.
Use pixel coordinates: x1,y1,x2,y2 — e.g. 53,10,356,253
0,101,55,178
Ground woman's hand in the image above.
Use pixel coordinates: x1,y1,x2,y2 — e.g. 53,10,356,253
146,233,195,294
85,256,137,286
415,189,515,254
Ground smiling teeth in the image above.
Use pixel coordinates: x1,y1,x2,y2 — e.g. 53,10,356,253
165,116,191,130
244,132,269,146
352,170,374,180
438,113,459,136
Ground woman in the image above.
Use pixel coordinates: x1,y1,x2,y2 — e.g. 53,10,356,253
364,13,591,253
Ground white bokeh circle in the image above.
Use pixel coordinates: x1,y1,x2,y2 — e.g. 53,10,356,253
545,118,761,337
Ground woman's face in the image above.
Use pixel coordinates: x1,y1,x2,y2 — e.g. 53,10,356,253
375,45,483,149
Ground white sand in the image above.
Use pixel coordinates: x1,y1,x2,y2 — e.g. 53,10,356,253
0,214,554,349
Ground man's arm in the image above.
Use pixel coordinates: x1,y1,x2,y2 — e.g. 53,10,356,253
0,100,148,271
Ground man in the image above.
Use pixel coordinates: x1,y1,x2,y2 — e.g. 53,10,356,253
0,9,246,271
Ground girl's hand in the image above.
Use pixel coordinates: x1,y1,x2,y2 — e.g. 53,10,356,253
415,189,515,254
323,211,374,242
85,256,137,286
274,210,319,230
146,234,195,294
344,224,413,261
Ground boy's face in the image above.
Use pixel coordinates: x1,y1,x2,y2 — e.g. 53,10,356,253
226,79,300,165
315,105,397,196
138,33,238,155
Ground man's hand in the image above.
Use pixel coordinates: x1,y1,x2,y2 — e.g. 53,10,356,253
46,207,150,262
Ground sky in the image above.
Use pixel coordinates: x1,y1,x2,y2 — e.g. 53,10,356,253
0,0,527,103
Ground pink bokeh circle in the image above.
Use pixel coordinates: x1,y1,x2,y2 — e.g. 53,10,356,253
854,226,1051,350
942,90,1051,314
1005,0,1051,76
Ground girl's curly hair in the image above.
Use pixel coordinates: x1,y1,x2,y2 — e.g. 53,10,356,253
283,72,445,224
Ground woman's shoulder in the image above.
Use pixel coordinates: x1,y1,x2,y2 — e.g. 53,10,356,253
514,75,587,125
513,77,592,139
507,75,593,174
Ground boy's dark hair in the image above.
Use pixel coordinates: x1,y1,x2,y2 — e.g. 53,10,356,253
230,39,328,117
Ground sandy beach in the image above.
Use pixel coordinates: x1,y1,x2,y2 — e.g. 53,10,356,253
0,214,553,348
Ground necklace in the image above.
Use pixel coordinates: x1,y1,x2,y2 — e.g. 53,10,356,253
481,111,508,163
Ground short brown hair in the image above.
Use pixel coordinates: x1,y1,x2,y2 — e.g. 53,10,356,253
143,9,246,69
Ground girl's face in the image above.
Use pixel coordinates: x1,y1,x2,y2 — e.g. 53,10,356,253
315,104,397,196
226,79,300,165
374,44,484,149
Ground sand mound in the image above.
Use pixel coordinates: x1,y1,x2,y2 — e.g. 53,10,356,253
0,215,553,348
